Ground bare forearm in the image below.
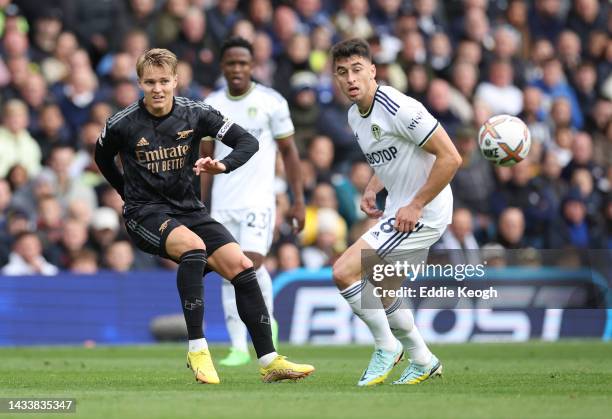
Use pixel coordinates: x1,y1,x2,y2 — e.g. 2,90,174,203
411,154,459,208
365,174,385,194
280,140,304,204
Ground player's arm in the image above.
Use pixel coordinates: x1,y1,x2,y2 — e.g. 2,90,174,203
199,140,215,204
395,124,462,232
194,106,259,175
277,135,305,232
361,174,384,218
94,124,125,199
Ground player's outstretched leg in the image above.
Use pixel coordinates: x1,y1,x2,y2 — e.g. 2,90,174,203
210,243,314,382
333,239,403,386
167,227,219,384
385,299,443,384
219,265,277,367
219,279,251,366
255,265,279,349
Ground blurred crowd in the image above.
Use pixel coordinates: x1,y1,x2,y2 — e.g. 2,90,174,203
0,0,610,276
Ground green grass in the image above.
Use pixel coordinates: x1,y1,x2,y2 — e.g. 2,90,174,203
0,342,611,419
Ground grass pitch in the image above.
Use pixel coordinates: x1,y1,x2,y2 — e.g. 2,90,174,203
1,342,611,419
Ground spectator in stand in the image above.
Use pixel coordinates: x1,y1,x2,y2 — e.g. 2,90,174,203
404,63,429,104
571,168,603,220
531,57,583,129
475,59,523,116
566,0,608,46
125,0,158,42
170,7,219,90
1,231,58,275
206,0,243,47
36,194,64,259
294,0,330,32
248,0,274,33
518,86,550,146
289,71,320,151
39,145,97,211
152,0,190,47
0,99,42,178
451,126,496,216
40,31,79,84
251,31,275,87
428,31,452,79
275,34,313,99
426,78,461,137
29,8,64,63
562,131,605,188
436,207,481,265
334,160,371,228
175,60,203,100
20,73,50,134
495,207,526,249
88,206,121,258
103,240,135,272
271,6,302,58
301,207,345,269
548,188,605,249
528,0,564,43
334,0,374,40
307,135,335,184
276,242,301,272
572,62,599,113
69,248,99,274
56,217,91,269
556,29,582,75
33,104,72,163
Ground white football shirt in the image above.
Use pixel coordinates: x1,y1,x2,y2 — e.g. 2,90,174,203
347,85,453,229
205,82,294,210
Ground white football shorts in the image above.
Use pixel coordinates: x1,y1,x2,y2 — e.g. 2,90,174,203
212,207,275,255
362,216,446,259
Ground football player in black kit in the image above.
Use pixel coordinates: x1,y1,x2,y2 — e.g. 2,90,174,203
94,48,314,384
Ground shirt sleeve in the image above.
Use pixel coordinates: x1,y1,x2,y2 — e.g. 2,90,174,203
198,104,259,173
94,121,125,198
271,98,295,139
392,97,440,147
198,104,235,141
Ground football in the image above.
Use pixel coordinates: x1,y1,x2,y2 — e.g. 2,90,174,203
478,114,531,166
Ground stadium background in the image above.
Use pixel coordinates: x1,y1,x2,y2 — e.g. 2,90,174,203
0,0,610,345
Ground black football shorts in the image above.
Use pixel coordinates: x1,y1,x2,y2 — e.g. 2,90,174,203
123,205,236,261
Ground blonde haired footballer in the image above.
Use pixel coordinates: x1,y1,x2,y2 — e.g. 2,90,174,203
330,38,462,386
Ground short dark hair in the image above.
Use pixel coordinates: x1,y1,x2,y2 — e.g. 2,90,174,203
220,36,254,60
330,38,372,66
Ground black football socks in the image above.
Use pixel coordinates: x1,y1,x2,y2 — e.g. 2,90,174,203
177,249,207,340
231,267,275,358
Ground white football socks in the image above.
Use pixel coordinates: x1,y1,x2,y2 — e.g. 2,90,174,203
188,338,208,352
340,280,397,352
221,279,249,353
258,352,278,367
256,265,274,314
385,299,432,365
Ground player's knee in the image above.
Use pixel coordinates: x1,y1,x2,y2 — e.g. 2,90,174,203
186,236,205,252
239,254,253,271
332,258,355,289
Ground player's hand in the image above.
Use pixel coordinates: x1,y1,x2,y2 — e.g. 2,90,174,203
394,202,423,232
193,157,227,175
360,190,383,219
288,201,305,233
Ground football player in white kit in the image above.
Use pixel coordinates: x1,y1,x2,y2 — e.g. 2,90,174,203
330,38,462,385
201,37,304,366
